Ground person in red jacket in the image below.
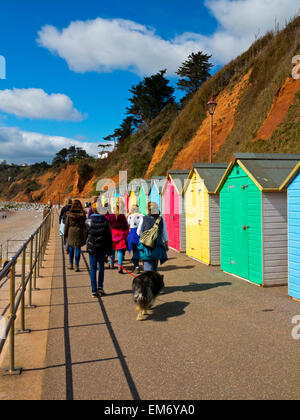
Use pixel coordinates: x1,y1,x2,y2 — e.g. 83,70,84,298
106,198,129,274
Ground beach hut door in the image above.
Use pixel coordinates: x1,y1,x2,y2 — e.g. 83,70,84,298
170,187,180,249
230,178,249,279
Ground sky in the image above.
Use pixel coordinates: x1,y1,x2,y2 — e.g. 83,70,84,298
0,0,299,164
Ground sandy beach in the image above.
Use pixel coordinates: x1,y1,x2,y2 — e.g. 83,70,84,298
0,206,43,261
0,204,44,317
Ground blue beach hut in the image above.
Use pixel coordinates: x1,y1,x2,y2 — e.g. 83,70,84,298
280,162,300,302
150,176,166,212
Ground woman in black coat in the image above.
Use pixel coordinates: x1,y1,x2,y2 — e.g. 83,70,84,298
64,200,86,272
85,203,113,297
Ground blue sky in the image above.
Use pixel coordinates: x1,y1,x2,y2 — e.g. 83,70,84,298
0,0,298,164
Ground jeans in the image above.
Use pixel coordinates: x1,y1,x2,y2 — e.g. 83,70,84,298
89,253,105,293
131,244,140,268
110,249,124,268
143,259,159,272
69,246,81,266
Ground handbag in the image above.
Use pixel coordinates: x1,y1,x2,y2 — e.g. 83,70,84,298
139,217,162,248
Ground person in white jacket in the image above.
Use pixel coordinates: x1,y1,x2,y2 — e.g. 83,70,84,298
127,205,144,273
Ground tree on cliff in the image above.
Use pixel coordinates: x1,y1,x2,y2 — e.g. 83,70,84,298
52,146,90,166
176,51,213,103
126,70,175,127
104,116,137,146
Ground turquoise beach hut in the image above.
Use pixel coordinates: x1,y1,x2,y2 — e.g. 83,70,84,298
138,180,151,215
215,153,300,287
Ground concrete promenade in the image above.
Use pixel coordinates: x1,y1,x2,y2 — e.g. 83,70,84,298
0,215,299,400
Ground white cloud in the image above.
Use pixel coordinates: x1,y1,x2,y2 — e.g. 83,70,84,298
0,88,85,121
206,0,298,38
0,126,98,164
36,0,299,76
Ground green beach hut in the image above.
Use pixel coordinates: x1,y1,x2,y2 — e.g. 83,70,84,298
215,153,300,287
138,180,151,215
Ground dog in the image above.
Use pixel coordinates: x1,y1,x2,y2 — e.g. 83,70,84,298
132,271,164,321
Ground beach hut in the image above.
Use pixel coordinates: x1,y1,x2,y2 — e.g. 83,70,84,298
128,181,140,211
184,163,227,265
150,176,166,212
103,189,109,206
114,187,120,207
280,162,300,301
215,153,300,286
162,170,189,252
139,180,151,215
98,189,107,206
119,184,129,213
107,189,114,211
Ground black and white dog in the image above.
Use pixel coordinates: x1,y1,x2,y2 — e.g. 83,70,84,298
132,271,164,321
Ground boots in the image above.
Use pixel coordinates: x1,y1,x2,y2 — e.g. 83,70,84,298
68,263,73,270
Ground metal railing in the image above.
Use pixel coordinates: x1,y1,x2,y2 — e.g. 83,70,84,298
0,209,52,376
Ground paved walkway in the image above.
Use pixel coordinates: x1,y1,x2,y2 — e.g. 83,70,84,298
1,216,300,399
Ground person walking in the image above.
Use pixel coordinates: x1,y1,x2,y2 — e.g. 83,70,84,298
59,198,72,254
127,204,143,274
85,202,113,297
136,201,169,272
106,198,129,274
87,196,99,219
43,199,52,219
64,199,86,272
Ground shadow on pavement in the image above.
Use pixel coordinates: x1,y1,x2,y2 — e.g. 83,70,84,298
145,301,190,322
160,264,195,271
107,289,132,297
162,281,232,296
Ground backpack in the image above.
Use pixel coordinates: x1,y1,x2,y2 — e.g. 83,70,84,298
139,217,162,248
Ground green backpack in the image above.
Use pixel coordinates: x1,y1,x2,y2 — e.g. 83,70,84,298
139,217,162,248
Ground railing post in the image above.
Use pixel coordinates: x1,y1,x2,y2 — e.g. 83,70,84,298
33,231,39,291
37,227,41,276
41,224,45,266
3,263,22,376
16,247,31,335
25,238,36,309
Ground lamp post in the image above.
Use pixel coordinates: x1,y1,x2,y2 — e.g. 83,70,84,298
207,96,217,163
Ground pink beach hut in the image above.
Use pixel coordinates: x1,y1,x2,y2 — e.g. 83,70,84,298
162,170,189,252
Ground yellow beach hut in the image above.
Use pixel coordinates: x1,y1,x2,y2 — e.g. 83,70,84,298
128,180,141,210
184,163,227,265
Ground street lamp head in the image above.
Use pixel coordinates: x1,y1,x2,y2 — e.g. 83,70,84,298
207,96,217,116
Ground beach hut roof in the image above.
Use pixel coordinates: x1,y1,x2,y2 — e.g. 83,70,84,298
165,170,190,195
151,176,167,193
215,153,300,193
140,180,152,194
279,162,300,190
185,163,228,193
128,180,141,194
